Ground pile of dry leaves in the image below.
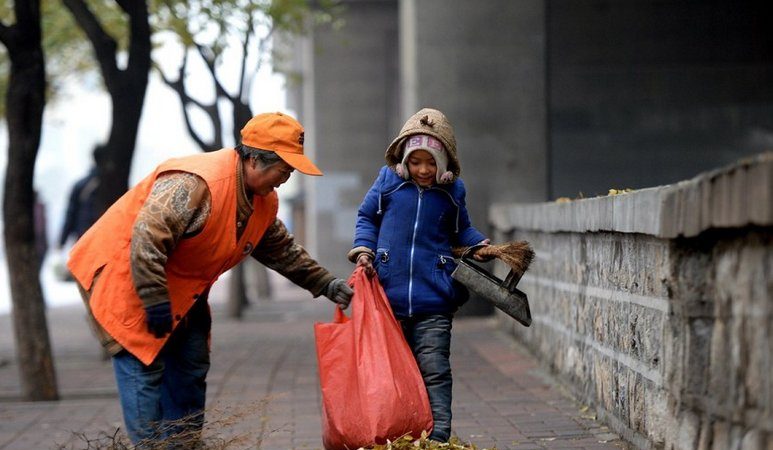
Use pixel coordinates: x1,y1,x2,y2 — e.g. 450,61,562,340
359,432,497,450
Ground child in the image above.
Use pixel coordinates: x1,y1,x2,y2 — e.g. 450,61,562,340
348,108,489,442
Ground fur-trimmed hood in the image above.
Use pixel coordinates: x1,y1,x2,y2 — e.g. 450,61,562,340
385,108,460,181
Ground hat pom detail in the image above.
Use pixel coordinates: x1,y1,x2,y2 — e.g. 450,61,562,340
439,171,454,184
419,115,435,127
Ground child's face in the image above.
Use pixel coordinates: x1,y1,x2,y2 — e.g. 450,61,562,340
406,150,437,187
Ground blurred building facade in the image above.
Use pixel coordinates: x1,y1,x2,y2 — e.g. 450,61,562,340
277,0,773,280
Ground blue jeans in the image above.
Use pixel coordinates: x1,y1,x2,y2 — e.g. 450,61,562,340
399,313,453,442
112,300,211,448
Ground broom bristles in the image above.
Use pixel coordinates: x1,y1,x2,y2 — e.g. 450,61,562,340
452,241,535,275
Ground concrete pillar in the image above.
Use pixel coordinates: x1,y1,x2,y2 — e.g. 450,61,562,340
399,0,548,314
280,0,549,283
282,0,400,278
400,0,550,231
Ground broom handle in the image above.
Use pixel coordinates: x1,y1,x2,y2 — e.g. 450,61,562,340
503,270,524,292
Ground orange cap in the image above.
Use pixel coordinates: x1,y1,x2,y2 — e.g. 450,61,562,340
240,112,322,176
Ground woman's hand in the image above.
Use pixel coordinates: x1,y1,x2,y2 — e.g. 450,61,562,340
472,239,493,262
356,253,376,278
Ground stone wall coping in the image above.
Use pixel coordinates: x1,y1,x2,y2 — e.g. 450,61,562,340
491,152,772,238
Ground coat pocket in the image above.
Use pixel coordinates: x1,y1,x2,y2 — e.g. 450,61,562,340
433,254,470,306
432,254,456,298
375,248,391,279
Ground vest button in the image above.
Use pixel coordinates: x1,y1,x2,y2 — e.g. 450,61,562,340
175,314,182,321
193,293,199,299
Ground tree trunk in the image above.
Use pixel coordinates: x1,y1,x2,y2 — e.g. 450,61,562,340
62,0,151,214
94,89,147,213
253,257,272,301
1,0,59,401
95,3,151,213
226,262,248,319
232,102,253,140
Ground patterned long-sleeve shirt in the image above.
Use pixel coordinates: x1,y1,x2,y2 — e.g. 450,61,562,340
78,157,335,355
129,158,334,308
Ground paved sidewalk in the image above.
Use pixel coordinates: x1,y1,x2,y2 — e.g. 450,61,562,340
0,278,629,450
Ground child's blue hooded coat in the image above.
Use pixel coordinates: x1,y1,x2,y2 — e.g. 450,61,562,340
353,165,485,317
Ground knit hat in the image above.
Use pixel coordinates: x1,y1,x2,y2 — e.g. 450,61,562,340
240,112,322,176
396,134,454,184
385,108,460,182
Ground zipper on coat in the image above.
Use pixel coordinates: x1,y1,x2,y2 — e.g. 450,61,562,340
408,187,423,316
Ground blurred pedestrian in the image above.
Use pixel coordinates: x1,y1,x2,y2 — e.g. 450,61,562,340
67,112,353,448
58,145,104,250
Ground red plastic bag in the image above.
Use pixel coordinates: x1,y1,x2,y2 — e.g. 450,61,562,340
315,268,433,450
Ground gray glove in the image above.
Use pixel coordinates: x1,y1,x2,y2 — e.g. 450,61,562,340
324,278,353,309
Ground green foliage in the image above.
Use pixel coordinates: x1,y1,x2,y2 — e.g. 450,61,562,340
0,4,15,117
0,3,14,22
42,0,100,95
0,0,130,117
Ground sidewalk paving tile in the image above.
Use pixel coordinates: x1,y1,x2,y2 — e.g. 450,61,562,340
0,280,631,450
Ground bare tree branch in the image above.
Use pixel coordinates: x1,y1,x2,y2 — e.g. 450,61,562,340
114,0,151,83
196,43,235,102
61,0,119,86
236,24,252,102
160,52,222,151
0,0,42,49
113,0,133,11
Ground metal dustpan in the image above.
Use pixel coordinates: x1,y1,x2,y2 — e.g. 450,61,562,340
451,245,532,327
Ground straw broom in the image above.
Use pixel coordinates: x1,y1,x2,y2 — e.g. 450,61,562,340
452,241,535,279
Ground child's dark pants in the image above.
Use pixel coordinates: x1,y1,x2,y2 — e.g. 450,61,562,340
399,313,453,442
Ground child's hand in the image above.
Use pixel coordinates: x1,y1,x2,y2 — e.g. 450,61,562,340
356,253,376,278
472,239,493,262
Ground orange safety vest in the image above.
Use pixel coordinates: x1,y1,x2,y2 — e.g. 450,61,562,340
67,149,277,365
